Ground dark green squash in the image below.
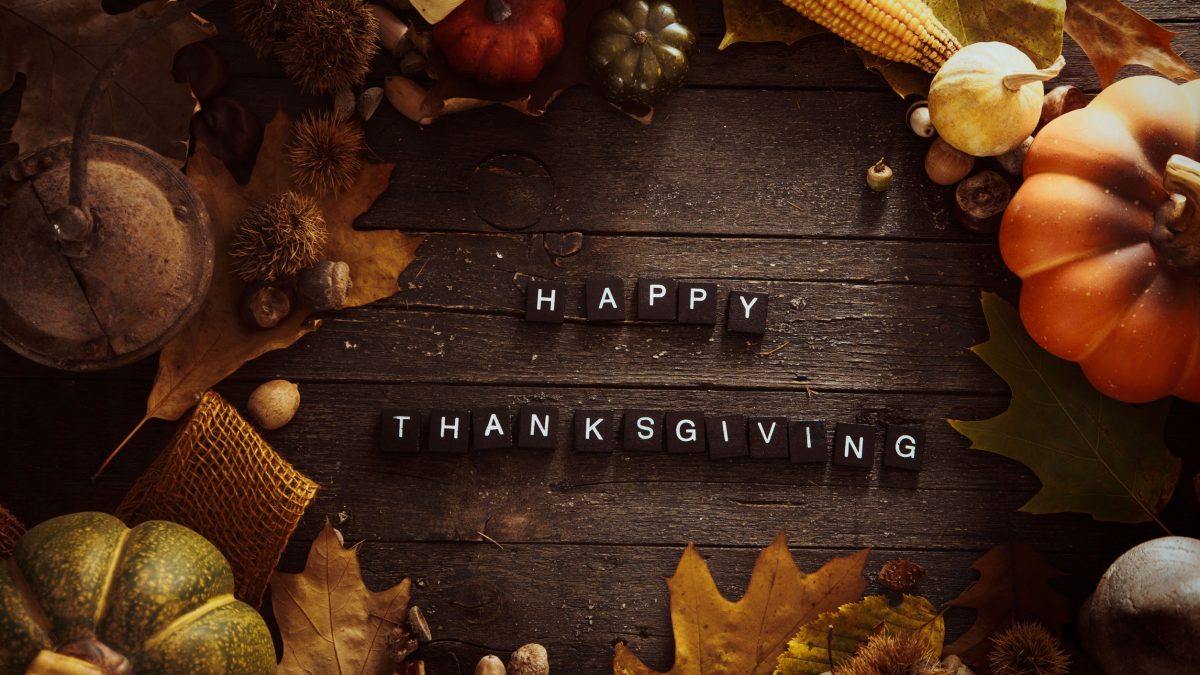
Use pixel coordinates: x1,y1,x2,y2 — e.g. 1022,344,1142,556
0,513,274,674
587,0,696,105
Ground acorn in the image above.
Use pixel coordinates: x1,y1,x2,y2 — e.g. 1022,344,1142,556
297,261,353,310
277,0,379,94
229,191,327,282
288,111,365,195
866,158,894,192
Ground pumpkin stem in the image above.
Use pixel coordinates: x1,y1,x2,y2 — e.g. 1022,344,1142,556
1002,55,1066,91
1152,154,1200,271
486,0,512,23
633,30,650,45
26,641,133,675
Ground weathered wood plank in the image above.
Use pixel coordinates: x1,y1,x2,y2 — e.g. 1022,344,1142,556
1,380,1166,556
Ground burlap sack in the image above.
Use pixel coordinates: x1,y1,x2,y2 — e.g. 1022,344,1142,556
0,504,23,559
116,391,318,606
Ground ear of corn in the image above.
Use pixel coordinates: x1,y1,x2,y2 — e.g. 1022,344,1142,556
781,0,961,73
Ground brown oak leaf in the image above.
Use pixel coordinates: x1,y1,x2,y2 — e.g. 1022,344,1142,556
272,520,412,674
0,0,213,165
613,533,870,675
101,110,421,472
1065,0,1198,87
944,542,1075,669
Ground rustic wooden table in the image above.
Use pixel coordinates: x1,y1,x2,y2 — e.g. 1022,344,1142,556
3,1,1199,672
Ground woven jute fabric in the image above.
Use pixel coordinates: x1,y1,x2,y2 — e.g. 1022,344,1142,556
116,391,318,606
0,504,24,559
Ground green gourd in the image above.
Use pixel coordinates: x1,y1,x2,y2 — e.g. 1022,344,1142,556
587,0,696,105
0,513,274,674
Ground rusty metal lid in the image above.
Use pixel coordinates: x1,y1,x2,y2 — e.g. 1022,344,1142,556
0,136,212,370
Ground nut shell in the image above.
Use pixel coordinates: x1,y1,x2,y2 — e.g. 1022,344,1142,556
247,379,300,430
508,643,548,675
925,138,975,186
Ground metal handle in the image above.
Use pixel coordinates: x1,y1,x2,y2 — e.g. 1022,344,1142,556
51,0,215,246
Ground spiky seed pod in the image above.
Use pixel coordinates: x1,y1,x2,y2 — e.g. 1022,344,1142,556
836,631,948,675
277,0,379,94
234,0,294,58
988,622,1070,675
288,111,365,195
230,191,327,282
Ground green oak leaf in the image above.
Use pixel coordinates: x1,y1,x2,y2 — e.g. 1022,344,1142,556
928,0,1065,67
950,293,1180,525
720,0,824,50
775,595,943,675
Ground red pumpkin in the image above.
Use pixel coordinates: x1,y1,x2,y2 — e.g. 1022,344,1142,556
1000,76,1200,403
432,0,566,86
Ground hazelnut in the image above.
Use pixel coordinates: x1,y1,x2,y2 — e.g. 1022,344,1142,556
476,655,506,675
997,136,1034,177
508,643,548,675
1041,85,1087,126
247,380,300,430
925,137,975,186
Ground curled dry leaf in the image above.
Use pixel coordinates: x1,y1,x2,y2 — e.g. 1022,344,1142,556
272,520,413,674
0,0,213,165
613,532,870,675
1065,0,1199,88
101,111,421,472
775,595,944,674
944,542,1074,669
719,0,823,50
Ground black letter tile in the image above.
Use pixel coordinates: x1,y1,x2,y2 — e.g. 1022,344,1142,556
574,410,616,453
526,278,567,323
637,279,677,321
883,425,925,471
788,420,827,463
727,291,769,334
706,415,748,460
677,282,718,325
428,409,470,453
665,411,706,453
380,409,422,453
623,409,664,452
748,416,789,459
585,277,625,322
517,404,559,449
472,407,513,450
833,423,876,468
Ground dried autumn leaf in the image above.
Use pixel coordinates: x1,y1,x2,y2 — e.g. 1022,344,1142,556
943,542,1074,668
613,533,870,675
100,111,420,472
272,520,412,674
949,293,1180,524
0,0,212,165
410,0,466,24
928,0,1065,68
775,595,944,674
1065,0,1198,87
720,0,823,50
856,51,932,99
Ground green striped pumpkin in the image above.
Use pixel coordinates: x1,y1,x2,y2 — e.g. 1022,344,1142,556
0,513,274,674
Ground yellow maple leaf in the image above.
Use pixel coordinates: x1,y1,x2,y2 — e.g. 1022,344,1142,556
613,533,870,675
272,520,412,674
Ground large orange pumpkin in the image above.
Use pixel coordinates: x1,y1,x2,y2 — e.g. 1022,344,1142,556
1001,76,1200,403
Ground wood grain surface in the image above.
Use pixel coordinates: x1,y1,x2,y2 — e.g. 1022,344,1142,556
2,1,1198,672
